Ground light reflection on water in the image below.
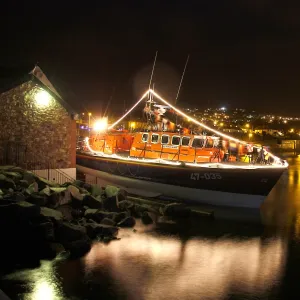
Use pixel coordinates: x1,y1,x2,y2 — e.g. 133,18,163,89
262,155,300,230
84,232,287,300
3,260,63,300
1,155,300,300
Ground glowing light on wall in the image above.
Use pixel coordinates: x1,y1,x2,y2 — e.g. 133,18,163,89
35,89,51,107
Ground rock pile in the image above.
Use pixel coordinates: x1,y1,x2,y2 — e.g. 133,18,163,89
0,166,190,271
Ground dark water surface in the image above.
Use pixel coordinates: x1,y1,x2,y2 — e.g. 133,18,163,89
1,155,300,300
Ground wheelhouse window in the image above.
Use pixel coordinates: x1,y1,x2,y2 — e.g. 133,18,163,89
141,133,149,142
181,136,190,146
205,139,214,148
171,136,181,146
161,135,169,144
151,134,159,143
192,138,205,148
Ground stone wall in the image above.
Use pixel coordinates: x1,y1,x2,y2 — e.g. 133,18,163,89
0,80,75,168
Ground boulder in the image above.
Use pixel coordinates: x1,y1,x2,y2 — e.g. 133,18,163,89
117,216,136,227
102,196,119,212
141,212,154,225
48,242,65,256
113,211,130,224
90,184,104,197
84,209,114,223
40,207,63,221
22,171,37,184
118,200,134,212
37,221,55,241
83,183,92,193
36,176,57,190
68,185,83,207
0,173,16,189
85,223,119,239
0,201,40,222
117,189,128,202
105,185,120,198
132,204,149,217
25,182,39,194
45,187,71,207
4,171,22,180
56,205,74,221
55,222,88,243
82,194,102,209
72,180,85,188
65,237,91,259
19,179,29,188
9,191,26,202
27,192,47,206
100,217,116,226
71,208,84,220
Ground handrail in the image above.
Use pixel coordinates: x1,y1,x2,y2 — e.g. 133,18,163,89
54,168,75,182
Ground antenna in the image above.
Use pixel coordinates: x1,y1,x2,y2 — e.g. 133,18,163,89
175,54,190,105
148,51,158,90
104,86,115,117
175,55,190,127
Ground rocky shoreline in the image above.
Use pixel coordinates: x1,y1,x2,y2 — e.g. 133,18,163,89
0,166,195,272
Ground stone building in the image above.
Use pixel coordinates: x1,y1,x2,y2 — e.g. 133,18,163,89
0,65,77,180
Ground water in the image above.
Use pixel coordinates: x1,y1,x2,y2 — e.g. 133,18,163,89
1,154,300,300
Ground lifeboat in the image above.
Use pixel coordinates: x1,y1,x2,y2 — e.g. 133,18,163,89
77,89,288,209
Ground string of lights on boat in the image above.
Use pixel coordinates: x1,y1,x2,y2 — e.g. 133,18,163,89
85,89,288,168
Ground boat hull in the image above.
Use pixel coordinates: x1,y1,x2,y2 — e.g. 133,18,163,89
76,154,286,208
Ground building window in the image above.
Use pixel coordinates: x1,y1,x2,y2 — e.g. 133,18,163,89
192,138,204,148
181,136,190,146
151,134,159,143
142,133,149,142
172,136,181,146
161,135,169,144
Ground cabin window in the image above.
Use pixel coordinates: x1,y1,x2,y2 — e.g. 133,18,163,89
192,138,205,148
161,135,169,144
171,136,181,146
213,139,219,147
181,136,190,146
142,133,149,142
205,139,214,148
151,134,159,143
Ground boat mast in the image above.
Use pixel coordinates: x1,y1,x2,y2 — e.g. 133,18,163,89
146,51,158,126
175,54,190,127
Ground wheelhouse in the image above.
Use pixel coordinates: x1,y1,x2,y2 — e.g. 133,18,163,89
130,132,225,163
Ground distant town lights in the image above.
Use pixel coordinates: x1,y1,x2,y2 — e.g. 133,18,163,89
34,89,51,107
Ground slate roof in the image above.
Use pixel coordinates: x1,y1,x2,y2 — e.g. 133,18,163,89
0,65,76,115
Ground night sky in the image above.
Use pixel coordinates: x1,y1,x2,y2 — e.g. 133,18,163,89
1,1,300,116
